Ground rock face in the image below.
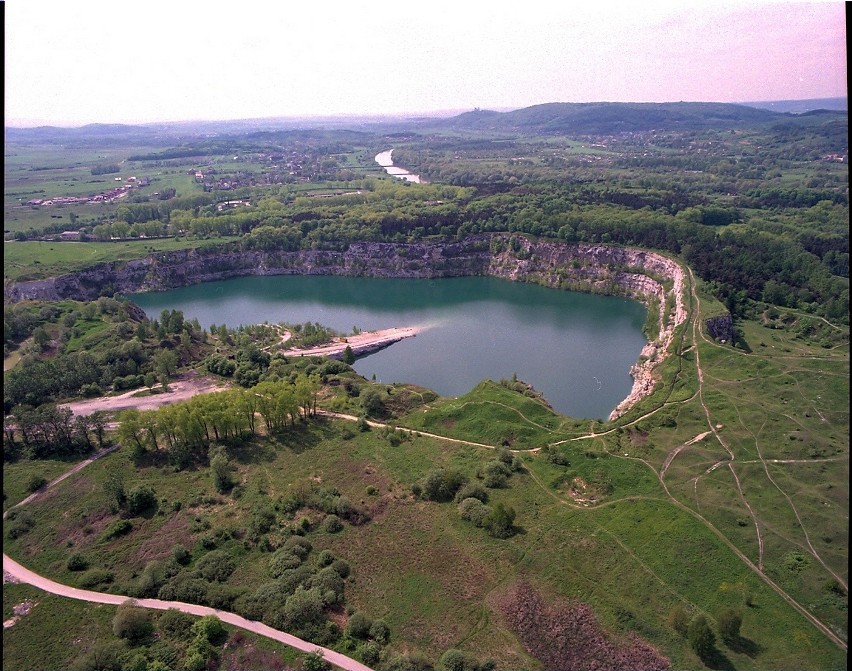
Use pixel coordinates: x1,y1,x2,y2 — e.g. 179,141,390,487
5,234,687,419
705,313,734,343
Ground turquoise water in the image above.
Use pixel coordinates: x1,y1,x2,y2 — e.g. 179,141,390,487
129,275,647,419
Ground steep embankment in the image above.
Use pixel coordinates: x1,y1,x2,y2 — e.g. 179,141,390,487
4,235,687,418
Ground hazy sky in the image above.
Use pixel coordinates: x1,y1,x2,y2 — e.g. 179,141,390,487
4,0,847,127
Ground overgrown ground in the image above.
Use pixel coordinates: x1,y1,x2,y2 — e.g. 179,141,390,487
3,279,848,671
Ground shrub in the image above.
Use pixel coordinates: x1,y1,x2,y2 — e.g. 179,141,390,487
331,558,351,579
5,510,35,539
158,609,195,640
101,519,132,541
196,550,236,582
112,601,153,643
421,469,468,502
345,611,373,639
667,604,690,636
76,569,114,589
323,514,343,533
126,485,157,516
26,474,48,493
316,549,335,567
357,641,382,665
458,498,492,528
191,615,227,645
303,651,331,671
480,460,511,488
172,544,191,565
486,502,516,538
66,553,89,571
369,618,391,645
269,549,303,577
282,535,312,558
454,482,489,504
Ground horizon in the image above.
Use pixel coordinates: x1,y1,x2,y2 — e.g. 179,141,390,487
4,96,848,131
5,1,846,129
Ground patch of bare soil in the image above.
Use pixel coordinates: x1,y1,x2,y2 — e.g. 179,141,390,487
220,631,292,671
3,600,37,629
493,581,670,671
131,513,194,569
61,371,229,417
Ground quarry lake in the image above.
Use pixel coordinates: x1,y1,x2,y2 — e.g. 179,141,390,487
129,276,647,419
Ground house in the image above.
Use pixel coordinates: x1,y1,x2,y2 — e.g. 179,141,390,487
60,231,81,241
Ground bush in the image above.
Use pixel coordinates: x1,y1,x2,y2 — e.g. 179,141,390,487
191,615,227,644
344,611,373,639
454,482,489,504
195,550,236,582
5,510,35,539
667,604,690,636
126,485,157,516
369,618,391,645
282,535,312,558
458,498,492,528
486,502,516,538
172,544,191,565
112,601,153,643
479,460,511,488
316,549,335,567
269,549,303,577
76,569,114,589
331,558,351,579
323,514,343,533
26,474,48,493
101,519,132,541
66,553,89,571
421,469,468,502
158,608,195,640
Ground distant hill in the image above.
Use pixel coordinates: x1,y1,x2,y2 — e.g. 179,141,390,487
434,101,826,134
740,97,847,113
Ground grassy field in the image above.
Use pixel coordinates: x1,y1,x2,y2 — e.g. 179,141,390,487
3,238,217,281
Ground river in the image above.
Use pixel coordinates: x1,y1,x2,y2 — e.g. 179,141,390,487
129,275,647,420
375,149,421,183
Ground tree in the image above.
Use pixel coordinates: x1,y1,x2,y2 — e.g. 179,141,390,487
717,608,742,643
153,349,178,391
342,345,355,365
103,469,126,512
210,446,233,493
688,614,716,660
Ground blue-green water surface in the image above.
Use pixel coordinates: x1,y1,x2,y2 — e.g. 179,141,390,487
129,276,647,420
